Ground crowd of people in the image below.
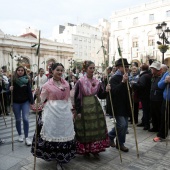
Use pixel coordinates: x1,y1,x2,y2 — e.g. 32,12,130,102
0,58,170,169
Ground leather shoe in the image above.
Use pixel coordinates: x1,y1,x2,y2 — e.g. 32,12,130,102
109,140,115,147
143,126,150,130
137,123,144,127
148,128,158,132
116,145,129,152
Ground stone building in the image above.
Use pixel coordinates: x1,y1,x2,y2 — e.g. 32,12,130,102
0,29,74,74
110,0,170,65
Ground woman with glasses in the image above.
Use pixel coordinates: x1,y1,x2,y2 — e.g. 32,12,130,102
9,66,33,146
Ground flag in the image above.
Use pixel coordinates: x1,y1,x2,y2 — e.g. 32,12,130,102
36,43,40,56
117,38,122,57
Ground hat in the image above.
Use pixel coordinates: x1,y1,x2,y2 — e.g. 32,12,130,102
149,61,161,70
115,58,130,67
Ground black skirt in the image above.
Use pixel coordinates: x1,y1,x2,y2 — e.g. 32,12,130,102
31,112,76,164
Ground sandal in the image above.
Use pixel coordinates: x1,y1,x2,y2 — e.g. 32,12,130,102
153,137,162,142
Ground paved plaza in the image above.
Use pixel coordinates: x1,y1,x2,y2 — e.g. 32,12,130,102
1,110,170,170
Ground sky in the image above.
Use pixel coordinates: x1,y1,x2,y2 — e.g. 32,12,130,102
0,0,152,38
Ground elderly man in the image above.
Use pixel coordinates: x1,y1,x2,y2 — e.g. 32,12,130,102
108,58,131,152
149,61,163,132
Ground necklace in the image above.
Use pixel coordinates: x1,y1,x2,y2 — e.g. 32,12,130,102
53,78,66,91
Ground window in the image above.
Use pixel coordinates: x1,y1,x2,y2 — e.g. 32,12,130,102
79,52,82,56
133,17,138,26
166,10,170,17
74,37,77,41
132,38,138,47
118,21,122,28
149,14,154,22
148,36,155,46
79,38,82,41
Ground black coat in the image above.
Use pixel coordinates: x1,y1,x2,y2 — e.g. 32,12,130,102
109,74,131,117
132,71,152,100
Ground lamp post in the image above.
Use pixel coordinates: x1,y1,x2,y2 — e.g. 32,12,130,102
156,21,170,64
14,54,23,66
68,58,74,71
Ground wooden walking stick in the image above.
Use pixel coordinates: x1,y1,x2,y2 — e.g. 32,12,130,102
117,38,139,158
165,83,169,146
100,39,122,163
10,49,14,151
33,30,41,170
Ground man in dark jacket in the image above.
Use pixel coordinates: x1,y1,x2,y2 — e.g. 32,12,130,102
149,61,163,132
132,64,152,130
108,58,131,152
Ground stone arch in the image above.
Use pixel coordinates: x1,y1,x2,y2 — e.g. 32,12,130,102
20,57,30,69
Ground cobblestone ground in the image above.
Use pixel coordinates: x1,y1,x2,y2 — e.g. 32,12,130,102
1,108,170,170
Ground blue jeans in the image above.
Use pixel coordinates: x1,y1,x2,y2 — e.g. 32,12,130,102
13,101,30,138
108,116,128,146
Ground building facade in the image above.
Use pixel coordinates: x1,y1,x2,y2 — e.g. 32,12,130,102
0,29,74,73
52,23,106,70
110,0,170,65
98,19,111,68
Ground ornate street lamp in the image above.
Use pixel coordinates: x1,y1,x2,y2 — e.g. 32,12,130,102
156,21,170,64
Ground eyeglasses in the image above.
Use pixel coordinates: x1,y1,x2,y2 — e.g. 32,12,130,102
125,66,129,68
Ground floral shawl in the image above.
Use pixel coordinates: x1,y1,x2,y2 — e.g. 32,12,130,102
79,75,100,96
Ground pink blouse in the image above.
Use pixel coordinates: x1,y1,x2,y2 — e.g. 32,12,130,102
40,78,70,102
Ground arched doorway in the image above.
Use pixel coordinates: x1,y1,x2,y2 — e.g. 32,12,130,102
20,57,30,69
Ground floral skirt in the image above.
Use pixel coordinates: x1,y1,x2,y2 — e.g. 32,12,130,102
76,135,109,154
31,113,76,164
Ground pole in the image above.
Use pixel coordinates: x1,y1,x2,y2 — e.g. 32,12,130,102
10,48,14,151
162,33,165,64
34,30,41,170
101,39,123,162
117,38,139,158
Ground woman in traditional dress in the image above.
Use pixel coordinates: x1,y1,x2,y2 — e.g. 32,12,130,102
74,60,110,157
31,63,76,169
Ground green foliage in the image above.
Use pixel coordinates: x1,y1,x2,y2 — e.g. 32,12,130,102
73,61,83,70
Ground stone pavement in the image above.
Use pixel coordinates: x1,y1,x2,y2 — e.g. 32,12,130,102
1,111,170,170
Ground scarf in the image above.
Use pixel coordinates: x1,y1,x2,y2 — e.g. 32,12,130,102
79,75,100,96
15,75,29,87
